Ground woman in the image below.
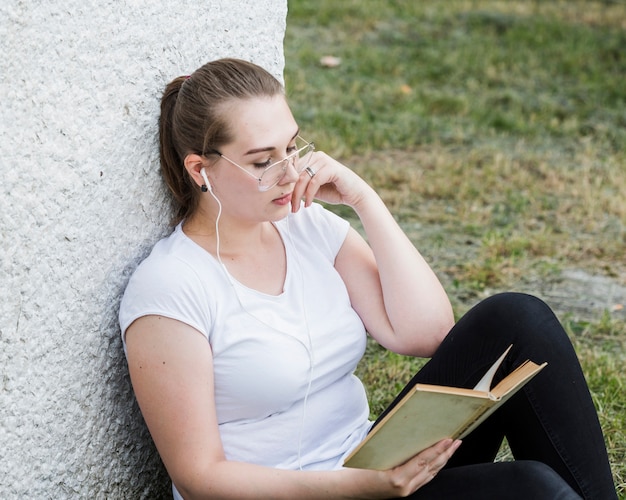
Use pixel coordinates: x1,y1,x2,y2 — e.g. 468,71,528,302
119,58,616,499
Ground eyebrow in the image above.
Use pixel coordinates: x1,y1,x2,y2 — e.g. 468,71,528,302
243,129,300,156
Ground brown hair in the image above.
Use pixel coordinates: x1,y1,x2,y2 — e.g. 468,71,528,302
159,58,284,223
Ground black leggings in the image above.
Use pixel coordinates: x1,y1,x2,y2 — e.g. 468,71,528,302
372,293,617,500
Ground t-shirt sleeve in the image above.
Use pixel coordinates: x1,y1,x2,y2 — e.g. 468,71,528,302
294,202,351,261
118,253,212,347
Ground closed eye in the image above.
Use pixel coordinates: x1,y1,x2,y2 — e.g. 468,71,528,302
253,159,273,169
253,143,298,169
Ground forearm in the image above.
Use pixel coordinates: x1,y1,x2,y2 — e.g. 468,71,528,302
295,151,454,354
176,461,391,500
351,185,454,356
177,438,461,500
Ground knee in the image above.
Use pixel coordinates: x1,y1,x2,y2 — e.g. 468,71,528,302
472,292,571,350
471,292,556,331
479,292,553,320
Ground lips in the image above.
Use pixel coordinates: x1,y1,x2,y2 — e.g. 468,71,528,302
272,192,293,205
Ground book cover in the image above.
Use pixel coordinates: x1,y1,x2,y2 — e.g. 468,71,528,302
343,346,547,470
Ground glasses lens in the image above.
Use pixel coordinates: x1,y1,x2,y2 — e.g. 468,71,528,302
294,143,314,173
258,138,314,190
258,161,288,190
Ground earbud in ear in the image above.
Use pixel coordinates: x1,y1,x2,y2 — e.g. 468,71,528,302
200,167,212,192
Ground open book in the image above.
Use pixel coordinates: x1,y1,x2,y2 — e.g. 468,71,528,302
343,345,547,470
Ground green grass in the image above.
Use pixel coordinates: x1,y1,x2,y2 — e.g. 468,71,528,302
285,0,626,495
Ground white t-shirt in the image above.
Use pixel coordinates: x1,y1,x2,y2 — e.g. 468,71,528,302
119,202,372,477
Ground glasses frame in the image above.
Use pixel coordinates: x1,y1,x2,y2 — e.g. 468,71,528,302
206,136,315,192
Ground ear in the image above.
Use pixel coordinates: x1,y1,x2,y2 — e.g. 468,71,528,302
184,154,208,189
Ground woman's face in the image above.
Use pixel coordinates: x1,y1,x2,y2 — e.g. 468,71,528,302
208,94,301,223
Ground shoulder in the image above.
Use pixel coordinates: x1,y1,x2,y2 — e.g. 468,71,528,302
129,227,204,293
119,226,217,341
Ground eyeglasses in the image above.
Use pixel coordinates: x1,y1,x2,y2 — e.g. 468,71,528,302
206,136,315,192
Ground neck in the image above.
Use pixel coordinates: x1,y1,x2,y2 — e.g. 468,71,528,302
183,207,274,258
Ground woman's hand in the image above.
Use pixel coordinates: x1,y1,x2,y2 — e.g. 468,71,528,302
291,151,372,212
339,438,462,499
375,438,462,497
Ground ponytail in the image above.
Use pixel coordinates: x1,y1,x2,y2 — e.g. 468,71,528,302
159,76,197,224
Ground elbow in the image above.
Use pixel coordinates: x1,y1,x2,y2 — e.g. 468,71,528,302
171,473,207,500
169,459,224,500
376,303,455,358
427,306,455,355
174,477,216,500
410,308,455,358
436,298,455,335
429,315,454,356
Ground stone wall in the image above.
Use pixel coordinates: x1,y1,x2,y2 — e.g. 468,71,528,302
0,1,287,497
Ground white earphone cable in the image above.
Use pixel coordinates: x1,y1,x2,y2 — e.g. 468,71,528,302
206,188,315,470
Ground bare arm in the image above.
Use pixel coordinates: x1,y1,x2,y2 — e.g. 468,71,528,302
293,152,454,357
125,315,459,499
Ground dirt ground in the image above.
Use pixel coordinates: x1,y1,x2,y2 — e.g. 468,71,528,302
531,268,625,320
399,221,626,324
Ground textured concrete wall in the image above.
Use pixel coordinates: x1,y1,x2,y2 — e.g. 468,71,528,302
0,1,287,497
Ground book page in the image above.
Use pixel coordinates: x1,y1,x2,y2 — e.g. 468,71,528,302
459,361,547,438
472,345,513,392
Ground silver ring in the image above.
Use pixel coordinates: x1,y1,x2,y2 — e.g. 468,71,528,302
305,166,316,178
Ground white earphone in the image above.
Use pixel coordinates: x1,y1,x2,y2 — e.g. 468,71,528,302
200,167,212,192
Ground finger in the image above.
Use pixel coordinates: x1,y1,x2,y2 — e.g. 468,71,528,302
292,152,324,209
290,166,318,212
415,439,454,462
406,439,461,478
427,439,462,465
299,154,327,208
290,169,311,212
302,170,320,207
304,165,316,180
393,440,462,495
426,440,462,476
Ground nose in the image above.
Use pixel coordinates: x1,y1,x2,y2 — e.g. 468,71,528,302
279,158,299,185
